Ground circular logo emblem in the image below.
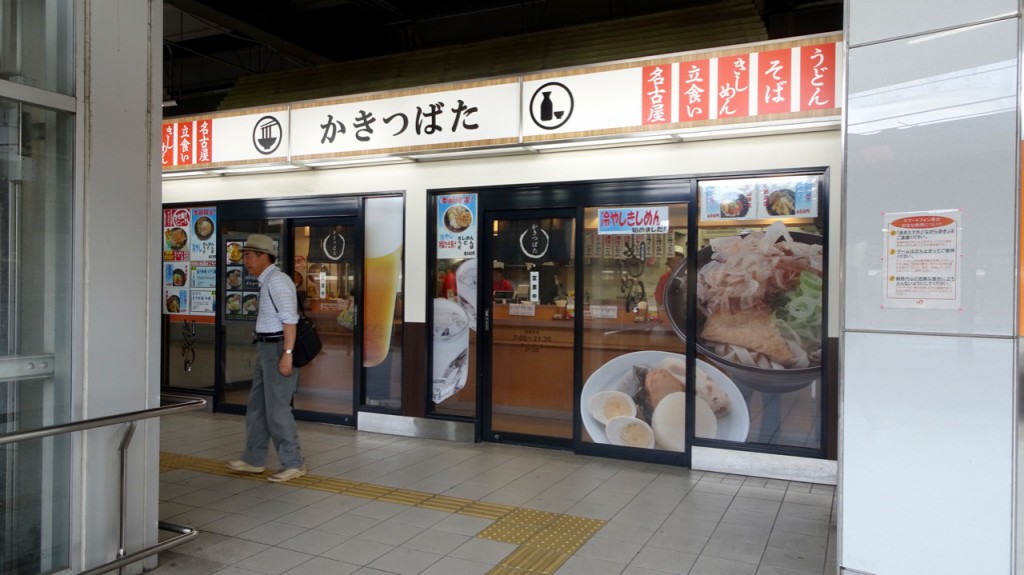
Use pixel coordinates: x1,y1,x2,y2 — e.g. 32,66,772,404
519,224,550,259
252,116,283,155
529,82,574,130
321,230,346,261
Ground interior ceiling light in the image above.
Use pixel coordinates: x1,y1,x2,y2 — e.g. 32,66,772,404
525,134,677,152
211,164,308,175
161,170,216,179
403,146,532,161
302,156,413,168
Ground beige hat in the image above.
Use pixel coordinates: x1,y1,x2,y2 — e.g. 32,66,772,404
493,260,504,270
242,234,277,258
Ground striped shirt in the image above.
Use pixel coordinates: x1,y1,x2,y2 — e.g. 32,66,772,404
254,265,299,333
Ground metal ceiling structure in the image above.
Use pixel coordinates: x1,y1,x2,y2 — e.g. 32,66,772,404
162,0,842,116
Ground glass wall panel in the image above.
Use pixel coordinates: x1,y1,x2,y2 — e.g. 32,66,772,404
362,197,404,409
0,97,74,573
0,1,74,95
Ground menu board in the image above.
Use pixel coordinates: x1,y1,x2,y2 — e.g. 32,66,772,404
698,175,819,222
224,235,278,321
163,207,217,316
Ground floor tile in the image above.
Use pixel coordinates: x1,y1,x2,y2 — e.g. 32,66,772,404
449,538,518,565
278,528,350,555
419,556,492,575
233,547,314,575
355,519,426,546
280,556,359,575
322,535,395,565
238,521,308,546
555,555,627,575
401,529,471,555
690,555,758,575
367,547,443,575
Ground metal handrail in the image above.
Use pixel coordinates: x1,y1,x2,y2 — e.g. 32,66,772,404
0,393,206,445
0,394,207,574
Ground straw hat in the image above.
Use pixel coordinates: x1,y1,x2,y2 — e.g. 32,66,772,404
242,234,277,258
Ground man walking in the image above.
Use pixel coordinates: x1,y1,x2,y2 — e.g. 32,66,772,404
226,234,306,482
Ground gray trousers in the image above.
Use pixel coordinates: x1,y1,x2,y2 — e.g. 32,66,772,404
242,340,303,469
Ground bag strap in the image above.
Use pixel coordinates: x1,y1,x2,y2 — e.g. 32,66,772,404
264,275,308,318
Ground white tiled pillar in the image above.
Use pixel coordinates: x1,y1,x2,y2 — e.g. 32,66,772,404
842,1,1020,574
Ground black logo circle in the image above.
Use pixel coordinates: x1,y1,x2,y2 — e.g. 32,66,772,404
529,82,573,130
252,115,283,155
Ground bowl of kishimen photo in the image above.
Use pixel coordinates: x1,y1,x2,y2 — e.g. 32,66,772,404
663,222,824,393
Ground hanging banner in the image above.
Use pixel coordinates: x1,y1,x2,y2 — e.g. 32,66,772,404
883,210,962,309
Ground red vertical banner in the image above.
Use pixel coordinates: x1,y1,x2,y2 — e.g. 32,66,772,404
759,48,794,115
161,123,175,167
195,119,214,164
716,54,751,119
176,122,195,166
642,64,672,125
680,59,710,122
800,43,837,111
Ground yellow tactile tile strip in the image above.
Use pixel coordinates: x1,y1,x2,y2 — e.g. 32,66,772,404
161,452,605,574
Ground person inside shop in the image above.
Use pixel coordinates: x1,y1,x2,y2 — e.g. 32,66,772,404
493,260,513,294
225,234,306,483
654,247,685,311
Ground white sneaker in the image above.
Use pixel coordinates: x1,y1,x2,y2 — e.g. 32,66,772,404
225,460,265,473
268,467,307,483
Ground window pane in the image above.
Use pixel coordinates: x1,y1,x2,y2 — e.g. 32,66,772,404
0,98,74,572
0,1,75,95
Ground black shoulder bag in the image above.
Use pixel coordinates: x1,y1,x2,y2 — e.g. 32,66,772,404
266,287,323,367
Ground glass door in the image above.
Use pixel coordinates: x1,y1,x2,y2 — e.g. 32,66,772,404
579,203,694,463
219,216,361,425
292,218,360,423
481,209,576,446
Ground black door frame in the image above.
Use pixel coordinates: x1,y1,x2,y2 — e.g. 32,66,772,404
478,207,579,450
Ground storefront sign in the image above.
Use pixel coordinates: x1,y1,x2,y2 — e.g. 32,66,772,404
162,35,840,173
437,194,478,259
291,81,520,159
522,41,839,140
162,110,290,168
598,207,669,234
883,210,962,309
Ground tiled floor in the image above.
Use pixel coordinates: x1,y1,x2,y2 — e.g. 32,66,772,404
153,411,837,575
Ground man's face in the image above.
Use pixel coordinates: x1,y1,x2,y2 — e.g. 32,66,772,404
669,255,683,269
242,250,269,276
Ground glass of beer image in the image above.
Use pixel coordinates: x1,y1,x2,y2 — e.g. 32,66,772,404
363,197,404,367
433,298,470,403
455,258,478,326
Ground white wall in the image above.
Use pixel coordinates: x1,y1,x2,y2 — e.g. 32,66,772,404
842,2,1019,573
163,129,842,332
78,1,162,572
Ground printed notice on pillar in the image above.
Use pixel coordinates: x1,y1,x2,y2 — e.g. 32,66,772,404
883,209,961,309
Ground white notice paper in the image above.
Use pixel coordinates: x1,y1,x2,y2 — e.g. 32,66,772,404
883,209,961,309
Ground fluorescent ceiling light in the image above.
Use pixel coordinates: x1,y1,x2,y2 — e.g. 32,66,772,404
675,119,840,141
527,135,676,152
162,99,178,108
404,146,532,161
162,170,215,179
302,157,413,168
212,164,308,175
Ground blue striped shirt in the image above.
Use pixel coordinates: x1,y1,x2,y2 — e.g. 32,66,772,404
255,265,299,333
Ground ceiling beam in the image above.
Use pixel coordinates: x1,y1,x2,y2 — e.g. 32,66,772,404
165,0,334,66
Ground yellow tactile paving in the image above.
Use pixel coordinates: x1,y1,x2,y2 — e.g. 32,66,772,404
161,452,603,575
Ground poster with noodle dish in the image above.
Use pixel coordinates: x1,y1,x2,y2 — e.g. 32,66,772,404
163,207,217,316
698,175,819,221
437,194,478,259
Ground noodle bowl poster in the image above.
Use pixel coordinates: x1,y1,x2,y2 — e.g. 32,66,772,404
437,194,478,259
